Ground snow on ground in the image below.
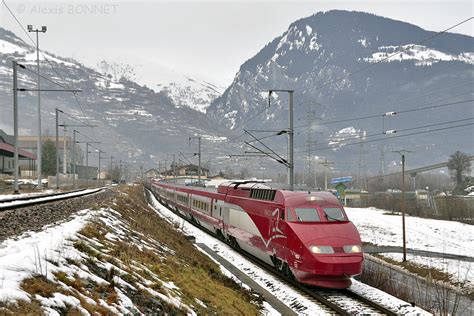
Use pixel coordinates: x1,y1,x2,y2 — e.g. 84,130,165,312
350,280,429,315
0,209,92,302
0,205,198,314
362,44,474,66
0,189,55,201
0,188,102,208
148,193,427,315
0,39,28,55
345,207,474,258
345,207,474,290
383,253,473,290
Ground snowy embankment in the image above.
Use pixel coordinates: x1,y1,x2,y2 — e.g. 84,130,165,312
148,192,428,315
0,186,262,315
346,207,474,290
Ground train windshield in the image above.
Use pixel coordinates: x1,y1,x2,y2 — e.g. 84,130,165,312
323,208,346,221
294,208,321,222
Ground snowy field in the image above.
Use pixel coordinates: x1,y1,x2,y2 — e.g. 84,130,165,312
149,195,428,315
345,207,474,289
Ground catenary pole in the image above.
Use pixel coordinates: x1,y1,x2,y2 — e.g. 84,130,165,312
72,130,77,189
13,61,19,194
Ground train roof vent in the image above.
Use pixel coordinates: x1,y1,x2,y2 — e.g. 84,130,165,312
250,188,276,201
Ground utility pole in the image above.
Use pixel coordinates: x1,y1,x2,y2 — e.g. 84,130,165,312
59,122,95,176
13,61,19,194
28,24,47,190
55,108,63,189
392,149,414,262
119,160,122,181
77,139,100,188
62,123,67,174
357,131,368,191
189,137,202,185
167,153,177,183
268,89,294,191
110,156,114,181
86,143,89,187
72,130,78,189
12,60,80,192
306,110,316,186
318,159,334,190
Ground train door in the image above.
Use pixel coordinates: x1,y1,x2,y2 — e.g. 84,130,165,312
221,205,230,238
270,207,287,259
212,199,224,235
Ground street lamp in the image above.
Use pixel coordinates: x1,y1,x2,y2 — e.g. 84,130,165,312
28,24,47,190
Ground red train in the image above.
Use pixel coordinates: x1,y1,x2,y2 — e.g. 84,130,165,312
150,180,363,289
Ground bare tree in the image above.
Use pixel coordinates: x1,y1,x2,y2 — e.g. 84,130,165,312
447,151,471,194
97,60,136,82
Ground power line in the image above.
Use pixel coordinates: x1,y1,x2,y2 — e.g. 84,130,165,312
310,16,474,92
294,98,473,129
295,122,474,153
18,63,71,91
295,117,474,151
3,0,91,122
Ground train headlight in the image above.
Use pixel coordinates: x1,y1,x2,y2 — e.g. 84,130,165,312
309,245,334,254
343,245,362,253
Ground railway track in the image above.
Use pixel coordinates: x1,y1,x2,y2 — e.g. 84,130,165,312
0,188,104,211
146,188,397,315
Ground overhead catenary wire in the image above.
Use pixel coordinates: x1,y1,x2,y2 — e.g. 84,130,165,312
293,98,473,129
294,122,474,153
17,63,72,91
292,117,474,151
3,0,93,122
308,16,474,93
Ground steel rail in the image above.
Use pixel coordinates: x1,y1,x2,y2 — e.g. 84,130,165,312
146,186,398,315
0,188,104,211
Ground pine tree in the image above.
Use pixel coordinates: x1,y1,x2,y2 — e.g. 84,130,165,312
41,139,57,176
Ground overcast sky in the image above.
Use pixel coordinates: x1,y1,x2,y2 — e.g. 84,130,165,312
1,0,473,86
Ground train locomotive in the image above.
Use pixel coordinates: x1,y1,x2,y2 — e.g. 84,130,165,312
150,180,363,289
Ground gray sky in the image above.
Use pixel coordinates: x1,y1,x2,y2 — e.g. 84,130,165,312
1,0,473,86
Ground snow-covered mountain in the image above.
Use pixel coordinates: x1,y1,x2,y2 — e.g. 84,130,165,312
95,61,223,114
207,10,474,169
160,77,223,114
0,27,229,165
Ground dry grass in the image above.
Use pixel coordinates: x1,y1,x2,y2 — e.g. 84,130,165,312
111,185,262,314
20,275,58,298
0,300,44,316
374,254,452,283
3,184,261,315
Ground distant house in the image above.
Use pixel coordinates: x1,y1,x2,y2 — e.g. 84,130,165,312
162,164,209,178
17,135,83,176
0,130,37,176
145,168,160,178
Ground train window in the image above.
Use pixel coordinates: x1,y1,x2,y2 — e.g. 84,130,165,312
294,208,321,222
286,208,295,221
323,208,346,221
